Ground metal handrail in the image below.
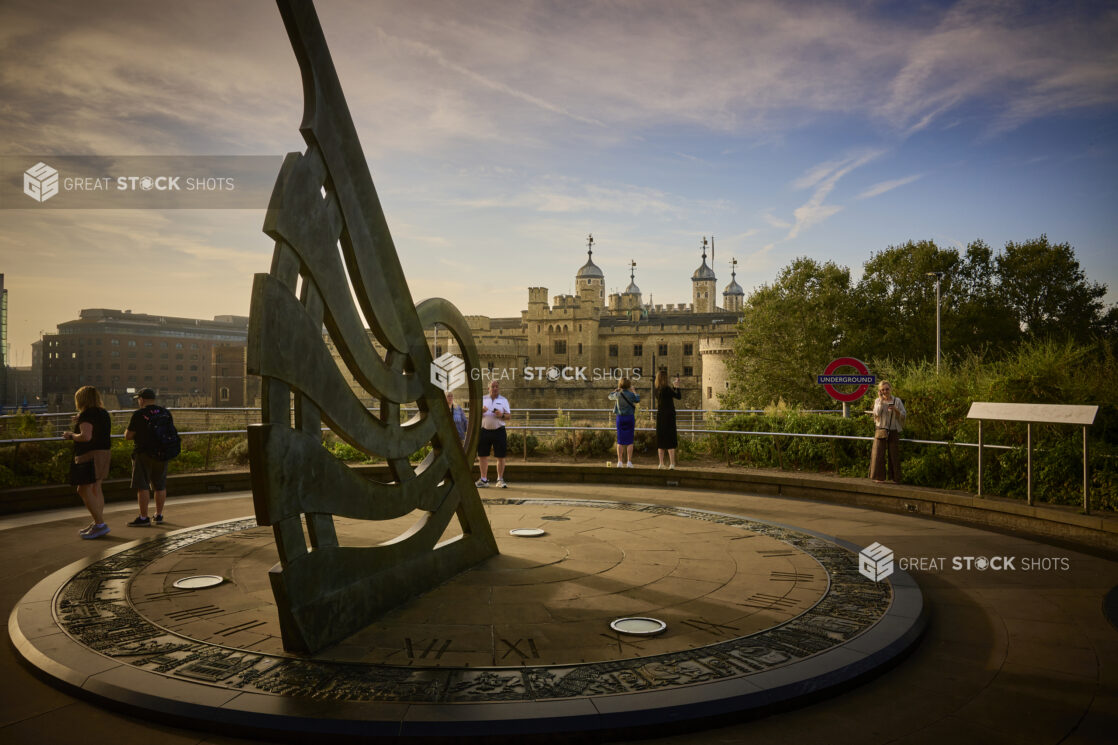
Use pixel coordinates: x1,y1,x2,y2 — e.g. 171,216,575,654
0,425,1017,450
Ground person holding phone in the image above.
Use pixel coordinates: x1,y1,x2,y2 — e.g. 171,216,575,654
608,377,641,468
870,380,906,483
476,380,511,488
655,370,682,469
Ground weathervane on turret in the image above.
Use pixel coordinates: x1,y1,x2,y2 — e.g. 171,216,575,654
587,233,594,259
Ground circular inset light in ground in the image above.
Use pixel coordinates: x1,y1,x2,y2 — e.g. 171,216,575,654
509,528,546,537
172,575,225,589
610,617,667,635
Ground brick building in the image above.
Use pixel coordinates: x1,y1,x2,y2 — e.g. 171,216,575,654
211,343,260,407
41,309,249,410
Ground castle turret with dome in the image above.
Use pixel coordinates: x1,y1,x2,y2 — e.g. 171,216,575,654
722,257,744,312
575,233,604,311
691,236,718,313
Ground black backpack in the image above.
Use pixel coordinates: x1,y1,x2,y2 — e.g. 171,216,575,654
142,406,181,461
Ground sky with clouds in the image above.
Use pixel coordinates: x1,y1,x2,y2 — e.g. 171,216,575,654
1,0,1116,365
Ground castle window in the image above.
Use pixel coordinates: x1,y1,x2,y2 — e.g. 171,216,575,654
537,344,541,354
657,343,668,356
554,340,567,354
683,366,693,377
683,343,694,356
220,387,230,401
609,344,618,357
633,344,643,357
578,343,583,354
707,386,713,399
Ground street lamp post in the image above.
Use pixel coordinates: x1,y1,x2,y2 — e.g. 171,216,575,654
926,272,943,374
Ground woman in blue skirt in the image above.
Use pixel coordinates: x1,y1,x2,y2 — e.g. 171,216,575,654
608,377,641,468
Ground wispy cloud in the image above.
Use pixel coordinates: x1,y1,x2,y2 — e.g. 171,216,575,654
453,179,726,218
763,212,792,230
878,0,1118,136
786,149,884,239
856,174,921,200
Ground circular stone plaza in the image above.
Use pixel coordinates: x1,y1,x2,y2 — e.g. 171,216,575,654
4,464,1117,744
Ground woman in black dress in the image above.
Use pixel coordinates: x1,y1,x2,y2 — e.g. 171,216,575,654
655,371,681,469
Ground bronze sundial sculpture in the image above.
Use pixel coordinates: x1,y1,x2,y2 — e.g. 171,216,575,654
247,0,498,653
7,1,925,737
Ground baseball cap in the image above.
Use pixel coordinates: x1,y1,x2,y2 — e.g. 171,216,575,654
133,388,157,400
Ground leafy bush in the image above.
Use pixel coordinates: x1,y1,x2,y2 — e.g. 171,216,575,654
505,432,540,457
328,440,370,462
712,410,868,475
552,426,614,458
228,439,251,466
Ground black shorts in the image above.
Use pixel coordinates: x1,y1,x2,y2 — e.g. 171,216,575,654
131,452,169,491
478,427,507,458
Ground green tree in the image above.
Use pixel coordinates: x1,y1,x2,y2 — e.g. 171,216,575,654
996,235,1112,343
849,240,960,362
725,258,853,408
946,239,1021,355
850,239,1023,361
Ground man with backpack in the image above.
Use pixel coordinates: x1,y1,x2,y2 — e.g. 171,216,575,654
124,388,180,526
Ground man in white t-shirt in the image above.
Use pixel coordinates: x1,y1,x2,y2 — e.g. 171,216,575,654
476,379,511,488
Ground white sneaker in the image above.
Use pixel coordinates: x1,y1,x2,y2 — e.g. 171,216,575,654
657,464,666,470
668,464,675,470
475,478,489,488
625,462,634,468
496,478,508,489
616,461,623,469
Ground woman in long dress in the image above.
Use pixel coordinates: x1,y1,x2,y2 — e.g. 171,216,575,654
655,371,681,469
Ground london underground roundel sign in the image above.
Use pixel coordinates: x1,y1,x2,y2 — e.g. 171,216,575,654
817,357,875,403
